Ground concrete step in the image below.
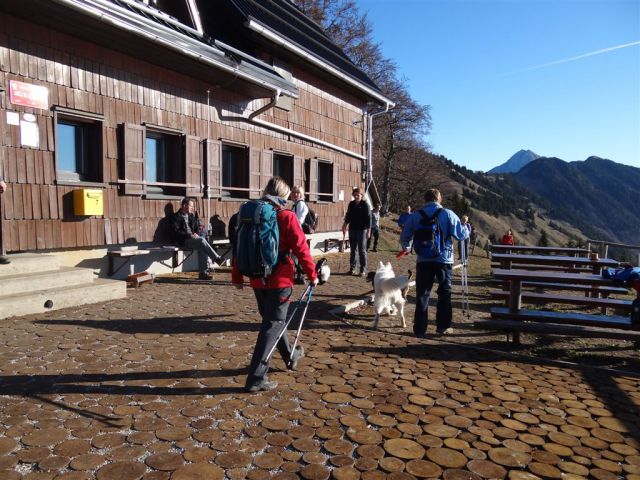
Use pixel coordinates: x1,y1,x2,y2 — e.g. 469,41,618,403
0,279,127,319
0,267,95,296
0,253,60,277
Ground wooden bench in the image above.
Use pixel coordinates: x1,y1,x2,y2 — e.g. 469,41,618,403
490,289,632,313
107,246,193,276
324,238,349,253
491,253,618,275
475,319,640,341
490,306,638,329
491,263,592,273
489,279,629,296
491,245,590,256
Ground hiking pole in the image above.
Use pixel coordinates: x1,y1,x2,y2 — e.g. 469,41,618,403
263,283,313,365
290,284,315,353
460,242,470,319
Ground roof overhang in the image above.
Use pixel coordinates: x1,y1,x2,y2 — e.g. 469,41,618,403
1,0,298,100
246,18,394,108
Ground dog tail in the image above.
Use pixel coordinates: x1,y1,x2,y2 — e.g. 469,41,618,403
401,270,413,299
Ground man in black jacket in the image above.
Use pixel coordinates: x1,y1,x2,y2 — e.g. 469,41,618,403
342,187,371,276
170,197,221,280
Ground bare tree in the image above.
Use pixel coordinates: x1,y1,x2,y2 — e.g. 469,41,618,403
294,0,432,214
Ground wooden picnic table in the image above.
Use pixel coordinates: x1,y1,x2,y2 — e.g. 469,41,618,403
491,245,589,256
484,268,635,343
492,253,619,274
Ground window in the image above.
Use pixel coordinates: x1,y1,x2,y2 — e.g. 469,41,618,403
56,116,102,183
318,161,334,202
222,144,249,199
145,130,184,195
273,153,293,188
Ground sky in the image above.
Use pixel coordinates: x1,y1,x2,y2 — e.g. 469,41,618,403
357,0,640,172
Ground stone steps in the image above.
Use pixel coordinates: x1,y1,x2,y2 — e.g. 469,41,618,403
0,253,127,319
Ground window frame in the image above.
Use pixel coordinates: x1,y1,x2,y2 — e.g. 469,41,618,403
144,125,185,197
53,107,104,186
317,160,334,203
221,142,250,200
272,151,294,189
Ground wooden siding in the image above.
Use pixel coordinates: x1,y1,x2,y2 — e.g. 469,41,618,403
0,12,367,252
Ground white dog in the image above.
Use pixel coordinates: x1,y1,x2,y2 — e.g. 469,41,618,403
371,261,413,330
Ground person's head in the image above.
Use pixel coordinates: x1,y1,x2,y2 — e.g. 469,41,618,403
373,204,380,212
424,188,442,204
405,206,412,213
180,197,195,214
352,187,363,202
507,229,512,235
462,215,468,224
291,185,305,201
263,176,291,200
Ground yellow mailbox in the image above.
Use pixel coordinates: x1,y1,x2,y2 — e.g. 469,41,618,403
73,188,103,216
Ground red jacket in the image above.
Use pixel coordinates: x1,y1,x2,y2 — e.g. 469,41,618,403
231,208,317,289
501,234,515,246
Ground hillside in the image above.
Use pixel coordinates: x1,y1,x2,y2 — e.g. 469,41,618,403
514,156,640,244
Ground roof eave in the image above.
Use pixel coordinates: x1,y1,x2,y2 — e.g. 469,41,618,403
246,18,394,108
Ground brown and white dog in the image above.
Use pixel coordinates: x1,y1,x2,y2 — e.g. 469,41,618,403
369,261,413,330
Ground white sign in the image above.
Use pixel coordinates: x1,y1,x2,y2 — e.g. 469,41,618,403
338,190,344,201
20,120,39,148
6,111,19,126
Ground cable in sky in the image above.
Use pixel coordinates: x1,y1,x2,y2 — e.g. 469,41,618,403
509,40,640,74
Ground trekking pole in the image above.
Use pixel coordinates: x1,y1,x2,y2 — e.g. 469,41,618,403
263,283,313,365
460,242,470,319
290,284,315,353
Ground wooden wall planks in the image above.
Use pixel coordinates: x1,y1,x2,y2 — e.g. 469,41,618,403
0,12,367,251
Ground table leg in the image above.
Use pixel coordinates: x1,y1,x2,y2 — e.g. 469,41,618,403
508,279,522,345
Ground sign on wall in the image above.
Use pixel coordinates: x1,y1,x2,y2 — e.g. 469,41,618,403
8,80,49,110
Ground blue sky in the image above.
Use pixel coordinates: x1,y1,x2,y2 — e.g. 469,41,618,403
358,0,640,172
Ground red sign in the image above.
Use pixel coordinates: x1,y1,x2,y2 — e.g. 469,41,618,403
8,80,49,110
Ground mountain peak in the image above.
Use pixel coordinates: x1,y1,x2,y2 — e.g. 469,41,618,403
488,150,541,174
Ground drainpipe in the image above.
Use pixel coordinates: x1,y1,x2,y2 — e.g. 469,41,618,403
206,89,211,232
249,89,282,120
365,103,391,195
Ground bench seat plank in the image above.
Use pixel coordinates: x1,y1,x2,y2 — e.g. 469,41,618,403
490,290,632,312
490,306,638,330
475,319,640,340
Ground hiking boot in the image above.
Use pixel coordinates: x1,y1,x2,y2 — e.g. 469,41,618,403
289,345,305,370
372,248,378,252
245,377,278,392
349,269,357,276
0,256,10,265
436,327,454,335
198,272,213,280
359,270,367,277
294,276,305,285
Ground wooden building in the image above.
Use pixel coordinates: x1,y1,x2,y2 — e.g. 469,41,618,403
0,0,392,265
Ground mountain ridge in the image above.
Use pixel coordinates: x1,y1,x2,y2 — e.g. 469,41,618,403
487,149,541,174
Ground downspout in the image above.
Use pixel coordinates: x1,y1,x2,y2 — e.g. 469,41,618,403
249,89,282,120
220,91,368,161
206,89,211,232
365,103,391,195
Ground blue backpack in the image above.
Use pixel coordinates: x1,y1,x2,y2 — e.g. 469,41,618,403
234,199,281,279
413,208,444,258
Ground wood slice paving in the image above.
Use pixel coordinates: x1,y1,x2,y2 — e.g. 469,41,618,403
0,261,638,479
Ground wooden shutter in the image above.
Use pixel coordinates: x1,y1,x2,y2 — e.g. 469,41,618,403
333,162,340,202
185,135,202,197
308,157,319,202
260,149,273,192
293,155,304,190
122,123,145,195
205,139,222,198
249,148,261,199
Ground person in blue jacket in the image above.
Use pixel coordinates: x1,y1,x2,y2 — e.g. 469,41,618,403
400,188,469,337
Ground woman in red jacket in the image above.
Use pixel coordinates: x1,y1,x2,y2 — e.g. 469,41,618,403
232,177,318,392
501,229,515,246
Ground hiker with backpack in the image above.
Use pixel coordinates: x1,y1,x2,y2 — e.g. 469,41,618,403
231,177,318,392
400,188,469,337
342,187,371,276
290,185,317,283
